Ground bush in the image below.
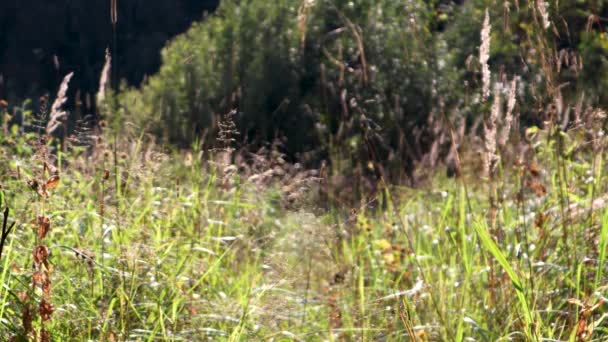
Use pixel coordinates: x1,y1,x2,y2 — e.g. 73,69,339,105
119,0,439,177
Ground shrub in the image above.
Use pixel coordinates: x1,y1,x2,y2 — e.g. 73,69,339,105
119,0,439,178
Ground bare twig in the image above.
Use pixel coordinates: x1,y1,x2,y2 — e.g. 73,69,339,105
0,207,15,262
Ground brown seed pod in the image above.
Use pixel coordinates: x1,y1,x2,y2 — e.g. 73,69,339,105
32,271,51,293
40,328,51,342
529,163,541,177
26,179,39,192
39,298,53,321
32,271,42,286
33,246,49,265
41,278,52,295
37,216,50,240
45,175,60,190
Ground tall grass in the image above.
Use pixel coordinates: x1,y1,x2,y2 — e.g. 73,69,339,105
1,94,608,339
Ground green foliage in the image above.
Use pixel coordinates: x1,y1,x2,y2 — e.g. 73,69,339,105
116,0,608,181
441,0,608,122
119,0,439,176
122,0,304,148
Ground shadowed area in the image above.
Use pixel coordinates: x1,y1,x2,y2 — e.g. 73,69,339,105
0,0,219,102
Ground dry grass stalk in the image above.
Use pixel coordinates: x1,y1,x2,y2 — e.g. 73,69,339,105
480,9,491,101
499,77,517,146
97,48,112,105
484,84,501,176
297,0,315,49
536,0,551,29
110,0,118,26
215,110,239,188
46,72,74,135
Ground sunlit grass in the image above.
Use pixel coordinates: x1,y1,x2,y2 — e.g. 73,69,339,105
0,123,607,340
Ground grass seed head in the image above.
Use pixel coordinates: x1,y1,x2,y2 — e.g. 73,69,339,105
37,216,50,240
480,9,491,101
46,72,74,135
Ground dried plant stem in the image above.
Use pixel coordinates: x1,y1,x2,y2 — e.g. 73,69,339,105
0,207,15,262
480,9,491,101
20,154,59,340
97,48,112,106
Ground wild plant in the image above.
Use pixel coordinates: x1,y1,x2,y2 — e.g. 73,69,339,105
18,144,59,341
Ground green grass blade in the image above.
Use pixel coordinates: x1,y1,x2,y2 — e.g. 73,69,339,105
473,220,534,333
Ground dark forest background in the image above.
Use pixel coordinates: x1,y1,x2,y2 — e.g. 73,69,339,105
0,0,218,101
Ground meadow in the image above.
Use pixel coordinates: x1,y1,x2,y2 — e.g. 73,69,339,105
1,101,608,341
1,0,608,341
